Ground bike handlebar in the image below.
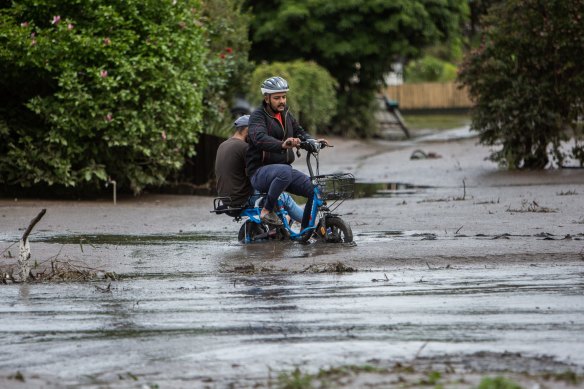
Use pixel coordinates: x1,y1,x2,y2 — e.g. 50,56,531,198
285,139,332,152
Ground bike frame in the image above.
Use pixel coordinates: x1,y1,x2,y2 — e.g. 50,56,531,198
275,184,324,241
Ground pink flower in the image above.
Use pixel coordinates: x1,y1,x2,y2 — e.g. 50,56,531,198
51,15,61,25
105,113,113,122
31,32,36,38
20,21,29,27
225,47,233,54
219,53,225,59
103,37,111,46
31,39,37,46
161,131,167,140
67,23,74,30
100,70,108,78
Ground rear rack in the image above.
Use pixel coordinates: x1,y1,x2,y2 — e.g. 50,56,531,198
210,197,245,217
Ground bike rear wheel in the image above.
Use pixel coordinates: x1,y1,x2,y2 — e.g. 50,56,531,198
322,216,353,243
238,221,269,243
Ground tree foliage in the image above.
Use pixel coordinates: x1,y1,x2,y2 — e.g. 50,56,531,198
0,0,207,193
200,0,253,138
458,0,584,168
249,61,337,131
245,0,468,136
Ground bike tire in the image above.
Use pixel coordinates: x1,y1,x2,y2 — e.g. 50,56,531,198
299,228,315,243
238,221,268,243
323,216,353,243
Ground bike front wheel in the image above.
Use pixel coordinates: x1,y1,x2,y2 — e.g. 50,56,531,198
322,216,353,243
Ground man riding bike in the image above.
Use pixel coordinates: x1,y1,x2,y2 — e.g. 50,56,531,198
246,76,328,229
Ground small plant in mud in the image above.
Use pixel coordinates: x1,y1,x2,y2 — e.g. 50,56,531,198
476,376,523,389
419,370,442,386
7,371,25,382
556,189,578,196
276,365,386,388
277,367,313,389
506,200,557,213
418,180,469,203
542,369,582,385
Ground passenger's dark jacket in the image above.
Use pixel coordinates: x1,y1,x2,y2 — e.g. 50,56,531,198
246,102,313,177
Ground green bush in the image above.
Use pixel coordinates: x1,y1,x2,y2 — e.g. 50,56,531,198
0,0,207,193
405,55,458,83
249,61,337,132
458,0,584,169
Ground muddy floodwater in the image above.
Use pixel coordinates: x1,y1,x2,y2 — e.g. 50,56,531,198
2,134,584,387
1,229,584,387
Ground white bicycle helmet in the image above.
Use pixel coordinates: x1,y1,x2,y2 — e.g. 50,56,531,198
260,76,289,95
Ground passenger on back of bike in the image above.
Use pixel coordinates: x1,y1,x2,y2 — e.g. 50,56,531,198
215,114,304,223
246,76,328,230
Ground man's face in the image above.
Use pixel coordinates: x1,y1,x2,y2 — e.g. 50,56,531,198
266,92,287,113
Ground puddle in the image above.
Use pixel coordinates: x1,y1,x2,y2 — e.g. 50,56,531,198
1,263,583,386
1,221,583,386
354,182,432,198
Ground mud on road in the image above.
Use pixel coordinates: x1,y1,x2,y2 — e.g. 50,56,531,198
1,134,584,388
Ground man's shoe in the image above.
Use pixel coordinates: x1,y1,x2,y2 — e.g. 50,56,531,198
261,211,283,226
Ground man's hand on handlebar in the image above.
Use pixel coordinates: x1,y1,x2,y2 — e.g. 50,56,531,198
283,138,332,153
282,137,301,149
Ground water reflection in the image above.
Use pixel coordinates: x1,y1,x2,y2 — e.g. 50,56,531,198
354,182,432,198
0,263,583,385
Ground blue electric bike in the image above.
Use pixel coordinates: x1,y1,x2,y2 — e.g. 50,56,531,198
212,140,354,244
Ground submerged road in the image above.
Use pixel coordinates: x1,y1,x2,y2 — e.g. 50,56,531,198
1,135,584,387
1,230,583,387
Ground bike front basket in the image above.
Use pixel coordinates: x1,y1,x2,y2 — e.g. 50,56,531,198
315,173,355,200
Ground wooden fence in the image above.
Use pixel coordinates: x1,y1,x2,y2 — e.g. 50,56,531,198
385,82,472,110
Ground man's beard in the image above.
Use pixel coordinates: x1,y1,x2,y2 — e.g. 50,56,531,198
270,101,285,112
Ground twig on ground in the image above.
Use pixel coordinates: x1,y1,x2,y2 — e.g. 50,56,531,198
414,341,428,359
371,273,390,282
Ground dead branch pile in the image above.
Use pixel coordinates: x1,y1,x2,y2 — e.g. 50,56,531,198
1,257,118,284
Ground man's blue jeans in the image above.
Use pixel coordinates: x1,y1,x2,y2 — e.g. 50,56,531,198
251,164,313,228
279,193,303,223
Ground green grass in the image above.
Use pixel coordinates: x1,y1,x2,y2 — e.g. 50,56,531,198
277,368,313,389
402,113,471,130
476,376,523,389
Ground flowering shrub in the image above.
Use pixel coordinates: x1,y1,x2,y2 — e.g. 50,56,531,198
200,0,253,138
0,0,207,193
